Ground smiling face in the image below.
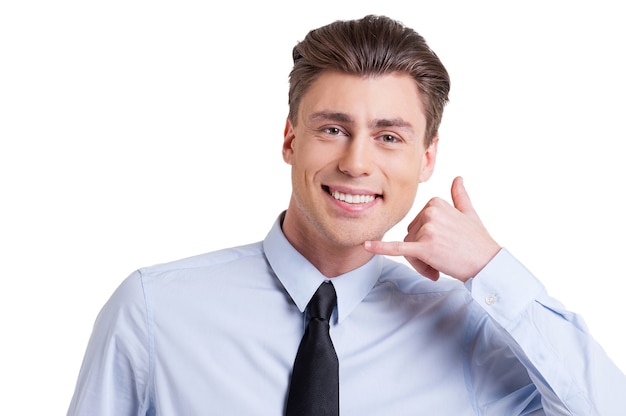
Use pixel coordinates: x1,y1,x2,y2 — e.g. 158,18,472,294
282,70,437,259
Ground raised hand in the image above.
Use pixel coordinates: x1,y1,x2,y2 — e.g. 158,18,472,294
364,177,501,282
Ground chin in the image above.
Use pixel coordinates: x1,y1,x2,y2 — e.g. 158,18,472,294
323,225,386,249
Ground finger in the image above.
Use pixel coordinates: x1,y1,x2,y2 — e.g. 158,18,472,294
364,241,440,280
365,240,434,258
406,257,440,281
363,240,416,256
364,241,441,281
406,208,424,233
451,176,481,222
406,196,448,232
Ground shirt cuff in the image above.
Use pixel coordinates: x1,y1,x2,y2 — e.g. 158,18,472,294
465,248,546,329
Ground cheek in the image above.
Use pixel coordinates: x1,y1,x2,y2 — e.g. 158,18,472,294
290,149,324,183
389,157,422,186
295,142,337,171
387,164,421,206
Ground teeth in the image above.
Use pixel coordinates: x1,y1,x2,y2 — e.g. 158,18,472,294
331,190,376,204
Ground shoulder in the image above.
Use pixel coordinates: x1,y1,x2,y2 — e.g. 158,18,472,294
136,241,266,279
378,256,467,296
373,256,474,316
99,242,266,308
101,241,268,320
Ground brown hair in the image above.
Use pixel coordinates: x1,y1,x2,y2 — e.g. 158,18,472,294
288,15,450,146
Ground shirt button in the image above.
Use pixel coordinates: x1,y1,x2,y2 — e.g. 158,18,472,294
485,294,497,305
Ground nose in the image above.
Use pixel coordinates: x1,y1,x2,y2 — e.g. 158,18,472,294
337,137,374,177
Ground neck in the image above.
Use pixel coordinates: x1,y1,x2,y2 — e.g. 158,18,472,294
281,210,376,278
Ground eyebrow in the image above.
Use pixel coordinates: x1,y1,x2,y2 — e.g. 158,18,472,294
371,117,413,132
309,111,353,124
309,111,414,133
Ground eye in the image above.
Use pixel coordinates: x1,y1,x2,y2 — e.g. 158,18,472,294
323,127,342,135
380,134,400,144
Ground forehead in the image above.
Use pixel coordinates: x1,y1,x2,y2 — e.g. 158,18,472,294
299,71,426,129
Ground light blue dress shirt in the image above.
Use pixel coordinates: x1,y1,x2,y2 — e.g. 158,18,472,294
68,213,626,415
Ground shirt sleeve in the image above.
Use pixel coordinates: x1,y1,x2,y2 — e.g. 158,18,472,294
67,271,152,416
467,248,626,415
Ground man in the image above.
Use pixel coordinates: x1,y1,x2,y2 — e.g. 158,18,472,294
68,15,626,415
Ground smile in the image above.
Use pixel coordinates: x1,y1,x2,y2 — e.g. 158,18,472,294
323,186,380,204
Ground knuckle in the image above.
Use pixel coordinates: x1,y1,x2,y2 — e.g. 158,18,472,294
392,241,403,254
420,222,437,239
428,197,445,207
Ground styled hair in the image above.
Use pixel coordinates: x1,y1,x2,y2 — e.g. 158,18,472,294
288,15,450,146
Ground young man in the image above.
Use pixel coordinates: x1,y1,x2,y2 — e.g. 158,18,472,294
68,15,626,415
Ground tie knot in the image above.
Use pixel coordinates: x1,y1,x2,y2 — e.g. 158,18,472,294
308,281,336,321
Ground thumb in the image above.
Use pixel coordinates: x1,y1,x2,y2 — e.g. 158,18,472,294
451,176,480,221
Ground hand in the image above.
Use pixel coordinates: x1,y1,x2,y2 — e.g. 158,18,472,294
364,176,501,282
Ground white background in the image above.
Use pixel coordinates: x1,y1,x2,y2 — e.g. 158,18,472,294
1,0,624,413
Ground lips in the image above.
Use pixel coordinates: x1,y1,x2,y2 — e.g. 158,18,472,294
323,185,381,204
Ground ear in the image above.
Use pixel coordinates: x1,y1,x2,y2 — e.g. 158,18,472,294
282,117,296,165
419,136,438,182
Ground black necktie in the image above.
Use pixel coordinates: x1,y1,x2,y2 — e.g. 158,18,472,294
286,281,339,416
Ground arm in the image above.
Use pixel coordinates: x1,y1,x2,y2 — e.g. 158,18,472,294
469,248,626,414
67,271,152,416
364,177,626,415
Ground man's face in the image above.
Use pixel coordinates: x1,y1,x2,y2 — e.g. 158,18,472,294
282,71,437,249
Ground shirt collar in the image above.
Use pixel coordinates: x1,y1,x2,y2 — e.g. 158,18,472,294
263,212,383,324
